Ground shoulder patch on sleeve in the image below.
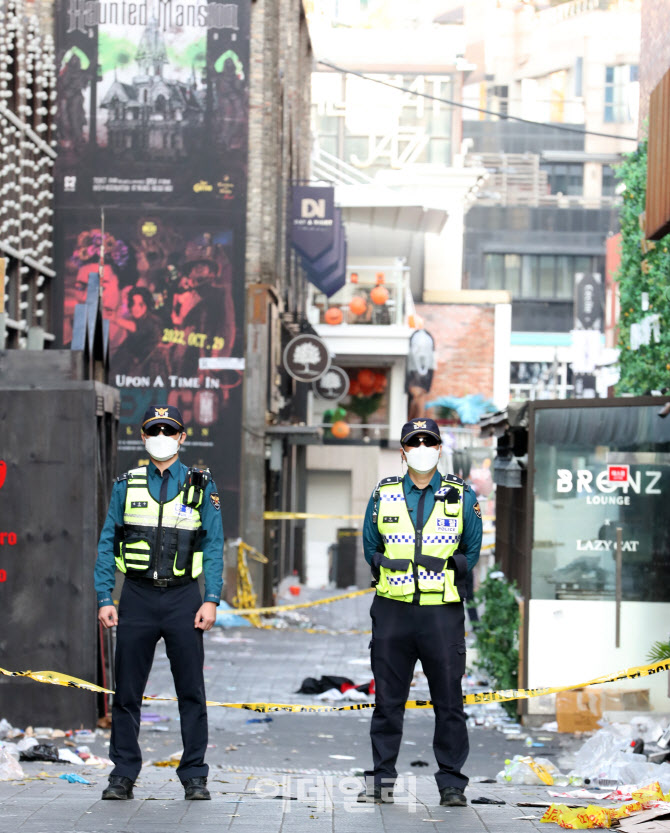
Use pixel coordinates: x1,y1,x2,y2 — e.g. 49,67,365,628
473,501,482,519
443,474,465,486
379,476,403,486
210,493,221,511
115,472,129,483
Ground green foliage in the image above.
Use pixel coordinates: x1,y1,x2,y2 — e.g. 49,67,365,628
646,640,670,663
614,141,670,394
473,567,520,718
345,392,383,421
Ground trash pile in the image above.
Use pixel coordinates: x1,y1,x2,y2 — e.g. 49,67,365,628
296,675,374,701
488,722,670,830
0,718,112,780
541,780,670,830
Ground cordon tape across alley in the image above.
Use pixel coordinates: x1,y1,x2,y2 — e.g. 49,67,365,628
1,657,668,714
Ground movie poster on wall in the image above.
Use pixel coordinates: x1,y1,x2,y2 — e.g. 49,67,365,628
54,0,250,207
54,0,250,535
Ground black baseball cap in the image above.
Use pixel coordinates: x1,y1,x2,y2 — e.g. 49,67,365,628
400,418,441,446
142,405,185,433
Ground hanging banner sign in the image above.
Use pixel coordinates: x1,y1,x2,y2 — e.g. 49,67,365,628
291,186,335,260
574,272,604,331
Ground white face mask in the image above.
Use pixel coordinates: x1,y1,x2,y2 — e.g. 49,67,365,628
404,444,441,474
145,433,181,462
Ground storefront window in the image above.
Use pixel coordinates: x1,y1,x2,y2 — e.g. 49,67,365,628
531,405,670,602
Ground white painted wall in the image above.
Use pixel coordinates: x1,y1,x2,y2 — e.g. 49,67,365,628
305,469,352,588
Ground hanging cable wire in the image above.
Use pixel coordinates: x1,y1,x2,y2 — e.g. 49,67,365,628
316,59,638,143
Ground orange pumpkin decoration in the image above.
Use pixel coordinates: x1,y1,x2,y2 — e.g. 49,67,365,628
375,272,385,284
370,285,389,305
324,306,343,325
357,368,377,395
350,272,359,283
373,372,387,393
331,420,350,439
349,296,367,316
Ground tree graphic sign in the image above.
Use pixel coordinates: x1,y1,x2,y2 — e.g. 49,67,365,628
283,334,330,382
313,366,349,401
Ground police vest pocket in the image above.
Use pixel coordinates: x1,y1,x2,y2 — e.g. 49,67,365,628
377,557,414,597
122,538,152,571
416,553,446,592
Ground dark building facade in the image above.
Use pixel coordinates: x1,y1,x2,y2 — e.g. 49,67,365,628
463,121,621,335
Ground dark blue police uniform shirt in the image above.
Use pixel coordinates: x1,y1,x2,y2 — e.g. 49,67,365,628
363,470,482,570
95,459,224,608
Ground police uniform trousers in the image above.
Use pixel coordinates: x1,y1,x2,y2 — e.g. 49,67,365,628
365,594,468,792
110,579,208,783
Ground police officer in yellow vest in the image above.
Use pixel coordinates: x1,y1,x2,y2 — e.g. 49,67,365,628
359,418,482,807
95,405,223,801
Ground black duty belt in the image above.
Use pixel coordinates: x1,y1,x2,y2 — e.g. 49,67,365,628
126,575,195,588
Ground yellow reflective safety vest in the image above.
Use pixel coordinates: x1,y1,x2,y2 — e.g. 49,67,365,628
373,475,465,605
115,466,206,580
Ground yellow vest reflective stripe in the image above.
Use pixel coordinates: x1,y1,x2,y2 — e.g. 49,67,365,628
116,467,204,579
375,478,464,605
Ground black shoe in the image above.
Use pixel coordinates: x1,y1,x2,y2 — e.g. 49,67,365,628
183,776,211,800
439,786,467,807
101,775,134,800
357,785,394,804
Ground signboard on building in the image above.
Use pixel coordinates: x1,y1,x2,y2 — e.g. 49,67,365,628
572,272,604,398
312,366,349,401
290,186,335,261
283,334,331,382
531,403,670,602
53,0,251,535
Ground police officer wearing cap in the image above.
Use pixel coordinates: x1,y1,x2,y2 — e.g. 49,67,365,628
95,405,223,801
358,418,482,807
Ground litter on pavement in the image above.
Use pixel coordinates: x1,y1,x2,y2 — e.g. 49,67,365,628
59,773,92,784
0,747,25,781
540,781,670,829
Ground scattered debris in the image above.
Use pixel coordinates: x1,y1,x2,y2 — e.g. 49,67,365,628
59,773,92,785
471,796,505,805
0,747,25,781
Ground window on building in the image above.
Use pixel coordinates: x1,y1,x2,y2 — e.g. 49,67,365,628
604,65,638,123
542,163,584,196
484,253,604,299
574,57,583,98
602,164,617,197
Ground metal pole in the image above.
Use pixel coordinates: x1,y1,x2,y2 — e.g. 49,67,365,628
615,526,623,648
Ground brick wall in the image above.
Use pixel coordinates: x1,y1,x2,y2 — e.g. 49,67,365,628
416,302,496,403
640,0,670,128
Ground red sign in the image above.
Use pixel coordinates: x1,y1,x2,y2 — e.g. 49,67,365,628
0,570,6,582
608,465,629,483
0,460,5,490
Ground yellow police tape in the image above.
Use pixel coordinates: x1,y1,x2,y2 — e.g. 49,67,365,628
264,512,364,520
1,658,667,713
221,587,374,618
